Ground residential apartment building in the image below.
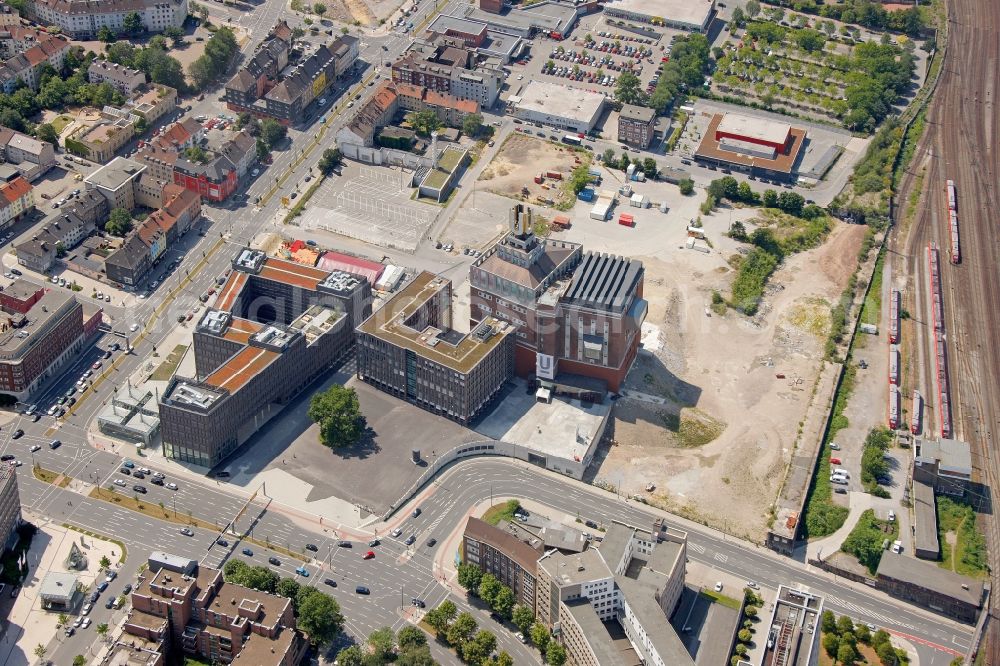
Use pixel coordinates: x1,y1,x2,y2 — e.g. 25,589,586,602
104,183,200,286
85,156,146,211
171,130,255,202
0,462,21,552
618,104,656,149
15,210,98,272
537,522,691,666
123,560,305,666
125,84,177,124
0,174,33,229
88,60,146,95
0,280,100,400
394,82,480,127
224,24,358,125
159,250,371,467
391,40,503,107
463,517,544,612
469,204,646,392
0,126,56,181
66,114,137,164
26,0,189,39
337,81,398,147
134,117,203,181
356,271,515,425
0,27,70,92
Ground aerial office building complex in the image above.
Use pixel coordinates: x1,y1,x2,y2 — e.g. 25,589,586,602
158,249,371,467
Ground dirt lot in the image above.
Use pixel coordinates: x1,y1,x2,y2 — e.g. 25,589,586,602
591,219,867,541
478,133,585,210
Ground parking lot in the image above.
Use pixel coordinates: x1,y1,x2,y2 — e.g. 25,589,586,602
299,163,439,252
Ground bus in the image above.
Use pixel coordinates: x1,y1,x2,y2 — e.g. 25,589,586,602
562,134,582,146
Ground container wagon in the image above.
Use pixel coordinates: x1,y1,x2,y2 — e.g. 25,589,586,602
946,179,957,211
949,209,960,264
888,289,901,344
888,385,900,430
928,244,944,332
935,332,952,439
911,390,923,435
888,346,900,385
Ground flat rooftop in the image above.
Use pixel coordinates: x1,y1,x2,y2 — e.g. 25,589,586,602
0,288,77,357
204,346,278,393
84,156,146,191
538,547,611,585
696,113,805,174
475,387,610,464
515,81,606,123
428,13,488,35
877,551,984,607
258,257,329,291
769,585,823,666
358,271,514,374
717,112,792,145
603,0,713,29
564,599,634,666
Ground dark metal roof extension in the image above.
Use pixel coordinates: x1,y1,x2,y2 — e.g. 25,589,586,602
562,251,642,313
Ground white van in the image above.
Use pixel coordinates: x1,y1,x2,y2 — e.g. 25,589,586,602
833,468,850,478
830,475,848,485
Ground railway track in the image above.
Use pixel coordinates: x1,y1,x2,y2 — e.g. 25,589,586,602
896,0,1000,659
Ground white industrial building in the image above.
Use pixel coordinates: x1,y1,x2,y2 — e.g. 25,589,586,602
603,0,715,32
511,81,607,133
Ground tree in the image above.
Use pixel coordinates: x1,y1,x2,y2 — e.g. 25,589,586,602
260,118,287,149
99,555,111,570
35,122,59,147
462,630,497,666
777,191,804,216
822,632,840,658
164,25,185,44
98,25,116,43
820,609,837,634
314,2,327,14
614,71,644,105
855,623,872,644
546,643,567,666
242,566,279,593
488,653,514,666
184,145,209,164
458,563,483,593
493,585,515,619
738,629,752,643
529,622,550,652
275,577,301,601
122,10,144,34
408,109,441,137
318,148,342,174
639,157,658,180
745,0,760,18
762,188,778,208
462,112,483,137
97,623,109,640
308,384,366,449
33,645,46,660
73,656,86,666
397,625,427,652
446,612,477,647
512,604,534,634
836,614,855,636
731,6,745,27
601,147,616,167
105,207,133,236
298,591,343,646
398,646,436,666
737,181,756,204
678,178,695,195
478,573,502,606
256,138,270,161
57,613,68,627
189,57,214,90
335,645,364,666
368,627,396,662
107,42,137,67
837,640,858,665
426,600,457,634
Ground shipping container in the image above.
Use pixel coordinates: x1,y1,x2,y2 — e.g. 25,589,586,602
578,188,595,201
546,171,563,180
618,213,634,227
591,201,611,220
534,174,544,184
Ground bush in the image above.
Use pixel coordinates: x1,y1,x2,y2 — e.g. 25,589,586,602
730,247,779,315
678,178,695,195
841,509,896,574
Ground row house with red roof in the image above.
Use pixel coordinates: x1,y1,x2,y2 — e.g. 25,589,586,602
0,27,71,92
0,174,33,229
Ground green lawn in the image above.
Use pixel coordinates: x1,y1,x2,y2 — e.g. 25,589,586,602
937,496,988,577
859,249,884,326
841,509,898,574
150,344,188,381
50,115,73,135
481,499,520,526
699,589,741,610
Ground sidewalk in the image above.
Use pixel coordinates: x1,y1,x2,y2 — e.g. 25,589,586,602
804,491,873,561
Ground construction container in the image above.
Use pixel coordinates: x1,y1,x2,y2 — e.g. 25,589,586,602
591,201,611,220
618,213,635,227
588,167,601,178
552,215,571,228
534,173,544,184
578,187,595,202
546,171,563,180
630,193,649,208
631,172,646,182
659,202,669,213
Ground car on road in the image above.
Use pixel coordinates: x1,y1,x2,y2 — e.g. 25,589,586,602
368,539,380,547
411,598,425,608
105,571,116,582
355,586,370,595
242,547,253,556
295,566,309,577
584,520,598,529
30,414,39,422
105,598,115,609
122,583,132,595
888,510,896,522
114,479,126,487
29,444,39,452
11,430,22,439
82,602,93,615
324,578,337,587
91,360,101,370
150,477,164,486
180,527,193,536
64,626,75,636
746,580,759,589
425,538,437,548
390,528,402,538
363,550,375,560
166,482,178,490
404,535,416,546
130,323,139,332
268,556,281,566
338,540,352,548
305,543,318,552
48,439,61,449
81,618,92,629
830,442,841,450
97,581,108,592
412,507,421,518
0,455,13,462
